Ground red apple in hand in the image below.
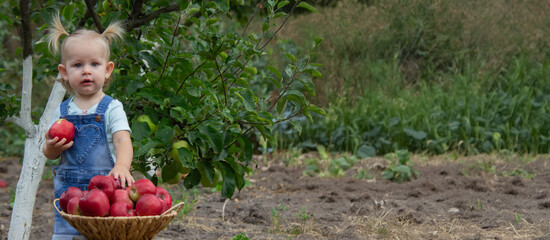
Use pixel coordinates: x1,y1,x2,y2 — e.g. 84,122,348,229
79,189,110,217
129,179,156,202
135,194,164,216
155,187,172,212
111,189,134,208
67,197,83,215
48,119,75,142
88,175,116,202
59,186,84,212
109,201,135,217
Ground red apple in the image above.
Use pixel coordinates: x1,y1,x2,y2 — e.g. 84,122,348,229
79,189,110,217
59,186,84,212
48,118,75,142
111,189,134,208
109,201,135,217
110,176,122,189
129,179,156,202
135,194,164,216
88,175,116,202
0,180,7,188
66,197,82,215
155,187,172,212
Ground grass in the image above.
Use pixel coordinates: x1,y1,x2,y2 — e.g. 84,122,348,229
268,0,550,157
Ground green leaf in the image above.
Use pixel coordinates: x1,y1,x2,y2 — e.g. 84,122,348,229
404,128,427,140
314,35,324,48
184,168,201,189
283,90,307,106
357,145,376,158
232,232,249,240
303,110,313,123
299,77,316,96
206,18,221,25
176,147,193,168
214,0,230,11
297,2,317,13
162,162,181,182
131,121,151,141
235,89,256,111
304,105,326,116
262,21,269,32
154,125,174,145
139,51,162,69
62,5,76,24
240,136,253,165
284,52,296,63
276,99,287,115
277,1,290,9
220,161,237,199
266,66,282,82
199,125,223,153
273,12,287,19
199,160,216,183
0,14,13,26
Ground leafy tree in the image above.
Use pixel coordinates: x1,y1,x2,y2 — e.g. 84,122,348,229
2,0,323,239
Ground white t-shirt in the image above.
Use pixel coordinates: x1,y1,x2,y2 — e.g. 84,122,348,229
49,97,131,163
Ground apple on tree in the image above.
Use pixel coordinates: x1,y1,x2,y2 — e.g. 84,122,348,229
59,186,84,212
0,180,7,188
48,118,75,142
129,178,156,202
169,140,191,174
79,188,110,217
135,194,164,216
137,115,158,134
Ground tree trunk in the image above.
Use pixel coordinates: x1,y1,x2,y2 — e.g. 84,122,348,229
7,57,66,240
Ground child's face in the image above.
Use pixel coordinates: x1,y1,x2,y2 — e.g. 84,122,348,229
58,37,114,98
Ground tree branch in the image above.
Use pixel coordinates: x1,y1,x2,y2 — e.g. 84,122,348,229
84,0,105,32
124,3,180,30
130,0,147,19
268,70,304,112
20,0,32,58
156,16,181,89
258,0,298,50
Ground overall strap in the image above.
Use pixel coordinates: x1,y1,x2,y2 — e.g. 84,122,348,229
95,95,114,114
59,98,72,117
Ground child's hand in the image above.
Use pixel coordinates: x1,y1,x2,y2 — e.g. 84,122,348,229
42,132,73,159
109,165,135,188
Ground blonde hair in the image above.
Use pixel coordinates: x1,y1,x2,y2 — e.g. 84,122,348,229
46,14,125,92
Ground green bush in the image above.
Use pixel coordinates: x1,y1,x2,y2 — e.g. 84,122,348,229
271,0,550,156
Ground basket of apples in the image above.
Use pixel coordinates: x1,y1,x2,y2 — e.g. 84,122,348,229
54,175,184,240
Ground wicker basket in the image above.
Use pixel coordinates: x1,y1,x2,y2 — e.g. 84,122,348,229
54,198,184,240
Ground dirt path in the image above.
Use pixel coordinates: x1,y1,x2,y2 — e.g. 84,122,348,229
1,154,550,239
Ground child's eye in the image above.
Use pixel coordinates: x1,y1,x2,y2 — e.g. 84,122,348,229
74,63,81,67
92,62,100,67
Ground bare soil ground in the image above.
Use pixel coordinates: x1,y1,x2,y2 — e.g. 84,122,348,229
1,153,550,240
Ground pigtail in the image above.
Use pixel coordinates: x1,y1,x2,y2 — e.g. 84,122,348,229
101,21,125,44
46,14,70,56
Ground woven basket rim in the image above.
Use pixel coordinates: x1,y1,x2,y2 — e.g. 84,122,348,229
54,198,184,219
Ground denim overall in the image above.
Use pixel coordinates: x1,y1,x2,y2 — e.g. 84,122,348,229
52,95,115,240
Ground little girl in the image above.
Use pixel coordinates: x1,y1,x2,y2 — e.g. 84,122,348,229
42,14,135,240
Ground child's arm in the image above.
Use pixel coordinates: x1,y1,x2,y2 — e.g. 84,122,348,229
42,132,73,159
109,130,135,187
